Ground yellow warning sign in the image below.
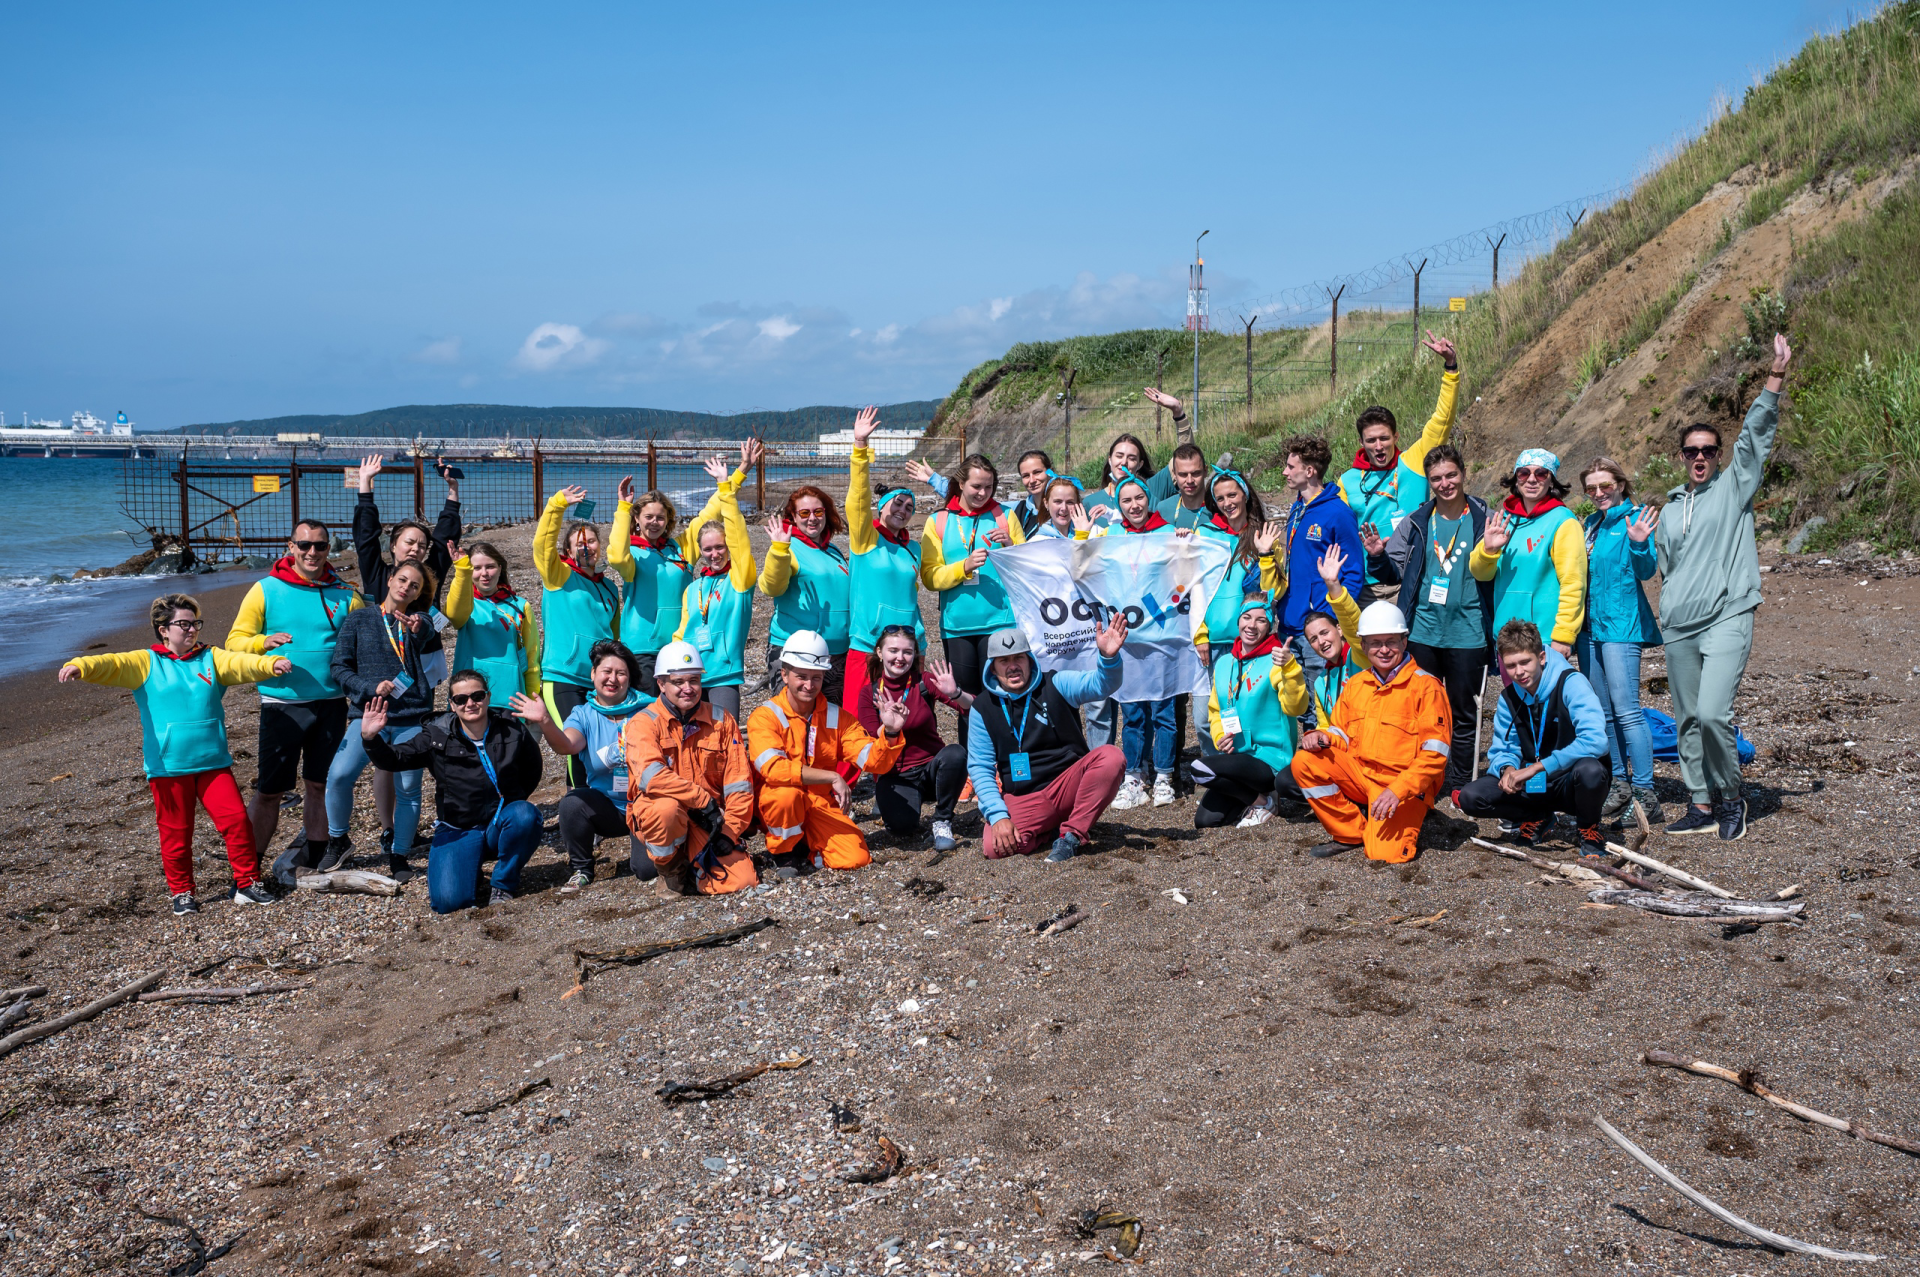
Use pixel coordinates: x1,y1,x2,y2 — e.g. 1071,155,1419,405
1448,297,1467,312
253,475,282,494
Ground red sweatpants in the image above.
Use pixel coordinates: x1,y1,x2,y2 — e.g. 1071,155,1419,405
150,769,259,895
984,744,1127,859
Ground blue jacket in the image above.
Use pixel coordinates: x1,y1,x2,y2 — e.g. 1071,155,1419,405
1487,649,1610,780
965,652,1123,826
1582,503,1663,645
1278,483,1364,635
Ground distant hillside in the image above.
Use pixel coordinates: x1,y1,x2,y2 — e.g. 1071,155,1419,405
165,400,943,443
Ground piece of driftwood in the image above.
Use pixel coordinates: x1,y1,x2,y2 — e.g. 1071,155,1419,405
137,1208,248,1276
295,870,402,897
0,995,35,1031
656,1055,810,1105
138,984,306,1003
575,916,778,980
1587,888,1804,923
460,1075,551,1117
1606,842,1735,898
1035,905,1090,939
1776,883,1803,900
1469,836,1606,882
0,970,164,1058
842,1134,906,1184
1642,1050,1920,1157
1592,1115,1880,1261
0,984,48,1001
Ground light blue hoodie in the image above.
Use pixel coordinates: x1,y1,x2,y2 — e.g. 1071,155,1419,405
965,652,1124,826
1582,502,1662,646
1486,648,1609,779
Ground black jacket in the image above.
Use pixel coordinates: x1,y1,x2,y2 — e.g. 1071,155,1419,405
1368,496,1497,651
362,709,543,831
330,605,443,723
354,492,462,616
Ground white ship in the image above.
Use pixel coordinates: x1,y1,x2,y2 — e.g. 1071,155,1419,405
0,410,141,456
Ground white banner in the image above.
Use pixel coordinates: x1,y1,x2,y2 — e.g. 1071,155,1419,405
992,532,1233,702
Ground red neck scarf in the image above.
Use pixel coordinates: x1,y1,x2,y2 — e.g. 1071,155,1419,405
946,494,1002,519
1231,632,1281,662
1122,512,1169,534
561,555,605,582
478,583,518,604
1350,444,1400,473
787,525,836,553
873,518,913,547
269,555,345,590
1502,494,1566,519
1209,513,1242,537
697,558,730,578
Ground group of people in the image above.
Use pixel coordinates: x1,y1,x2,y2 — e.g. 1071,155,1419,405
61,330,1791,914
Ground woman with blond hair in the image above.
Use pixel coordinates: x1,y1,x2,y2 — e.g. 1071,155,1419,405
1578,456,1663,825
610,454,743,693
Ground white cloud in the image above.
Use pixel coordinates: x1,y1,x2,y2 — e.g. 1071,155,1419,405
411,336,462,365
988,297,1012,321
873,324,900,345
756,315,801,341
512,322,609,372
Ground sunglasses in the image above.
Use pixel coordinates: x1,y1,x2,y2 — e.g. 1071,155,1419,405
1681,445,1721,460
878,624,917,639
1584,482,1618,495
449,690,489,706
1515,467,1554,482
291,539,328,552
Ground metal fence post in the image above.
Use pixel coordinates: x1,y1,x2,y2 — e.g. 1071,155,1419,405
1059,367,1076,471
413,454,424,519
289,457,301,536
176,447,190,547
1240,314,1258,428
532,448,545,515
647,438,657,491
755,444,766,512
1154,348,1165,441
1327,284,1346,393
1487,233,1507,290
1410,258,1427,352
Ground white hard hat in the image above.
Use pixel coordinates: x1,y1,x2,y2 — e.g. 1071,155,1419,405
1356,601,1410,637
655,640,704,677
779,630,834,671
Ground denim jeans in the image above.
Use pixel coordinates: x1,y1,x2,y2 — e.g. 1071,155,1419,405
326,722,423,852
1121,698,1177,776
427,800,543,913
1576,634,1653,789
1083,697,1119,748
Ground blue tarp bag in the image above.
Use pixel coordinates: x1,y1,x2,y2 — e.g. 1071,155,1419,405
1642,705,1756,765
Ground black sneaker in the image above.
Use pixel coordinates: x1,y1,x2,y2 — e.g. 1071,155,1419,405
1665,806,1717,837
1716,798,1748,842
489,887,513,906
315,836,352,873
1045,831,1081,863
771,845,815,879
1308,841,1358,859
386,855,415,884
1578,826,1607,859
1514,820,1545,848
1497,819,1520,839
379,828,394,855
231,883,274,905
171,892,199,916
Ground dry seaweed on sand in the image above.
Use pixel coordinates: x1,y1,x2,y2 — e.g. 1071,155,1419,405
572,915,779,980
655,1055,810,1105
841,1134,906,1184
459,1075,552,1117
1075,1208,1144,1257
135,1209,248,1277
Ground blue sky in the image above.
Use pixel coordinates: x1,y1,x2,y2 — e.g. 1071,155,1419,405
0,1,1855,427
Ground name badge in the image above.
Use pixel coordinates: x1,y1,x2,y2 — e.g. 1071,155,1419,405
1525,769,1548,794
389,672,414,695
692,624,713,651
1427,576,1450,606
1009,752,1033,784
1219,712,1242,737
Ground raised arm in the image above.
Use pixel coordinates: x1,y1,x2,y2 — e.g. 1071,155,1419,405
443,555,475,627
534,488,582,589
1401,333,1460,475
847,407,878,557
607,477,636,583
212,648,291,686
1729,336,1790,503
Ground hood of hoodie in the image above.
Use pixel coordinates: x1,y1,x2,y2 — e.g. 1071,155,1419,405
1230,632,1282,662
981,657,1040,702
1510,647,1575,705
1348,444,1400,473
270,555,348,590
1501,494,1567,520
944,494,1003,520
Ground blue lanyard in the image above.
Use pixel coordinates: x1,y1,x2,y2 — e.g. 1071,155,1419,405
471,722,505,826
999,687,1036,746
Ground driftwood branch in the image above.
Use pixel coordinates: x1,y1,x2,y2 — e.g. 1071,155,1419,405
1587,888,1803,922
1606,842,1735,898
656,1055,809,1105
1036,907,1091,940
574,916,778,981
0,995,37,1031
0,985,49,1001
1642,1050,1920,1157
0,970,164,1058
296,870,402,897
138,984,307,1003
1592,1115,1880,1261
460,1075,551,1117
1469,836,1605,882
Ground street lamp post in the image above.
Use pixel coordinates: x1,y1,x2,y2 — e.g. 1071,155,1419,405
1191,230,1209,445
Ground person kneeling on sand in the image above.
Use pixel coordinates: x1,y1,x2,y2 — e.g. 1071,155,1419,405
1455,619,1613,858
360,671,544,912
60,593,292,915
747,630,910,876
1290,601,1451,864
622,640,759,896
967,614,1130,863
1192,594,1308,829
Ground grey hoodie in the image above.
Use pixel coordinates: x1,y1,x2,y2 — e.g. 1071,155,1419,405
1654,389,1778,642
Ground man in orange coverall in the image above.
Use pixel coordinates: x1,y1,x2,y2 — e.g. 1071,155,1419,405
623,641,759,896
747,629,910,875
1290,601,1452,863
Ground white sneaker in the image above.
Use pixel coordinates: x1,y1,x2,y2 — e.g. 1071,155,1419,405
1152,775,1175,807
930,820,956,852
1236,796,1275,828
1111,775,1148,810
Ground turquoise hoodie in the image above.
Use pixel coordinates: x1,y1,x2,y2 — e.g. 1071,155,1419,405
1582,502,1662,645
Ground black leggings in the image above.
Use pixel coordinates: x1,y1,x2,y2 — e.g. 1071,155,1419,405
1457,757,1611,829
943,632,993,751
555,787,648,877
1407,642,1491,789
875,744,968,835
549,682,592,790
1190,752,1303,827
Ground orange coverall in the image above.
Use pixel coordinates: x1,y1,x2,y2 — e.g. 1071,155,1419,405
746,690,903,871
622,700,759,894
1289,655,1452,863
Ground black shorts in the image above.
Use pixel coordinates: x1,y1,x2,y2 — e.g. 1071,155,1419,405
256,698,349,794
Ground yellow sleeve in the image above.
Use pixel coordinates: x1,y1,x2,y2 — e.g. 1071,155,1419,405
847,448,876,556
1005,511,1027,546
64,649,151,688
520,605,542,695
1273,654,1309,717
1399,368,1459,478
1194,619,1209,646
673,583,690,643
1258,551,1284,594
761,542,794,597
1328,585,1363,649
534,492,573,589
1549,519,1589,643
722,485,757,591
224,582,271,653
674,472,738,561
1206,685,1226,747
444,556,474,628
919,515,969,591
212,647,285,686
607,501,636,583
1468,540,1501,582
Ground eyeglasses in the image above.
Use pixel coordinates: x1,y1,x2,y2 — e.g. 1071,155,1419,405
449,690,489,706
1681,445,1721,460
167,618,203,631
1515,467,1554,482
291,539,328,552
